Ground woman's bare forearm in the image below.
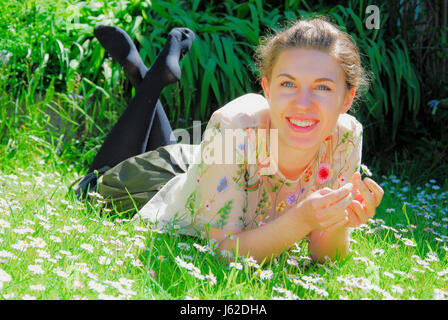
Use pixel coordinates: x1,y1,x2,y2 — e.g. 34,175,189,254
217,208,311,263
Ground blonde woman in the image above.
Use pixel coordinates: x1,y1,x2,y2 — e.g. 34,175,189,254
71,17,384,264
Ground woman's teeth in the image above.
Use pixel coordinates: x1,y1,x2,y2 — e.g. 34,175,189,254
288,118,317,127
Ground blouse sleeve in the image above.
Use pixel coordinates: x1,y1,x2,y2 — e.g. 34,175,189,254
191,111,252,232
329,116,363,189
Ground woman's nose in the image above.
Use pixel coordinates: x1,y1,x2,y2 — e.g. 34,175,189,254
294,89,313,108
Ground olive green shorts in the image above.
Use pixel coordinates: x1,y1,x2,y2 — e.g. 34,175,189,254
70,143,199,215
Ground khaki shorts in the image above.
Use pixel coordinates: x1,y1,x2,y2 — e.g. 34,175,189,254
69,143,199,215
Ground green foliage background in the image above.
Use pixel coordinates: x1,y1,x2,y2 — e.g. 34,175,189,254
0,0,446,185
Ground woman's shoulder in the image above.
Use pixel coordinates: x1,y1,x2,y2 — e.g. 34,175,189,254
332,113,363,142
336,113,363,134
209,93,270,129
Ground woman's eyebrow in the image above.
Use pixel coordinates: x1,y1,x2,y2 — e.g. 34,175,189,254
276,73,335,83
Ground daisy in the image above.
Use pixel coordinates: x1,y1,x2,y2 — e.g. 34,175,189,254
193,243,208,253
28,264,44,275
220,249,233,258
73,224,87,233
88,280,106,293
0,219,10,229
361,164,373,177
205,273,217,285
177,242,191,250
134,226,149,232
433,289,448,300
49,235,62,243
98,256,112,265
131,259,143,267
225,231,235,240
286,258,298,267
255,269,273,280
0,268,11,282
175,256,195,270
401,238,417,247
229,262,243,270
0,250,16,259
12,227,34,235
29,284,45,291
80,243,94,253
54,268,69,278
371,249,385,257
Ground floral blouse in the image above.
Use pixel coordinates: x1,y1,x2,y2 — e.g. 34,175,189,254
135,93,363,237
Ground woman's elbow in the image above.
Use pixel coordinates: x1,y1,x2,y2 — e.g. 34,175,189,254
309,244,350,264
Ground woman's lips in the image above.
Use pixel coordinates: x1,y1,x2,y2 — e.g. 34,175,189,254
286,117,319,133
287,116,319,121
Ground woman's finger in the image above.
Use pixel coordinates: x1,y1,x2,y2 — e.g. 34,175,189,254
352,188,364,203
318,187,333,195
315,192,353,220
316,183,353,210
326,215,349,233
354,178,375,217
346,204,361,227
351,199,371,221
320,208,348,229
364,178,384,207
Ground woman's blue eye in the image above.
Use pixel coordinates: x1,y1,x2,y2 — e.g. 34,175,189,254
281,81,294,88
317,85,331,91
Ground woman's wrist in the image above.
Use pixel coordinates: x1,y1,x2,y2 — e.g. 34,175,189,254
215,206,315,263
288,205,313,236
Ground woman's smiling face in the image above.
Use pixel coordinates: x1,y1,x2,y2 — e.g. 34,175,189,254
262,48,355,151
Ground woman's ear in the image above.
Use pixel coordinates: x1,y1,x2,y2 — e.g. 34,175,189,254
342,87,356,113
261,76,270,100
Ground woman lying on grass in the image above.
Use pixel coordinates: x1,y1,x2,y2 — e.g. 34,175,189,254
71,16,384,265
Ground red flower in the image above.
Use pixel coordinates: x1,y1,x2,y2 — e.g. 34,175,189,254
316,162,332,184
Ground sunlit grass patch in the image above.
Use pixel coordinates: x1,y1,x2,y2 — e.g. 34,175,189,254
0,144,447,300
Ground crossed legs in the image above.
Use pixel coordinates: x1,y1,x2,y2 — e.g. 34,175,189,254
72,25,195,201
88,25,195,173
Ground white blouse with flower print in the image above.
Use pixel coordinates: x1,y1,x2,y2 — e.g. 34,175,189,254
135,93,363,237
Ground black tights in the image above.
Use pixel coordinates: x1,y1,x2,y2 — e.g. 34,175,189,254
70,25,195,201
88,25,195,173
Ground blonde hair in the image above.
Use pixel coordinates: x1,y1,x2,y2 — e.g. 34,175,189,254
254,16,371,105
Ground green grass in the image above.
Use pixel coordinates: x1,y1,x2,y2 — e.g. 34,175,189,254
0,129,447,300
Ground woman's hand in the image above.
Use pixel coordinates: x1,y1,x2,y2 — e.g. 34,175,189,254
296,183,354,233
345,172,384,228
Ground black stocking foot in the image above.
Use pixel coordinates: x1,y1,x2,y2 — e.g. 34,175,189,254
147,27,195,86
93,25,148,88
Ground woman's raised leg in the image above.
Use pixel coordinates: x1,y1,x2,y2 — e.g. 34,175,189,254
87,26,195,173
